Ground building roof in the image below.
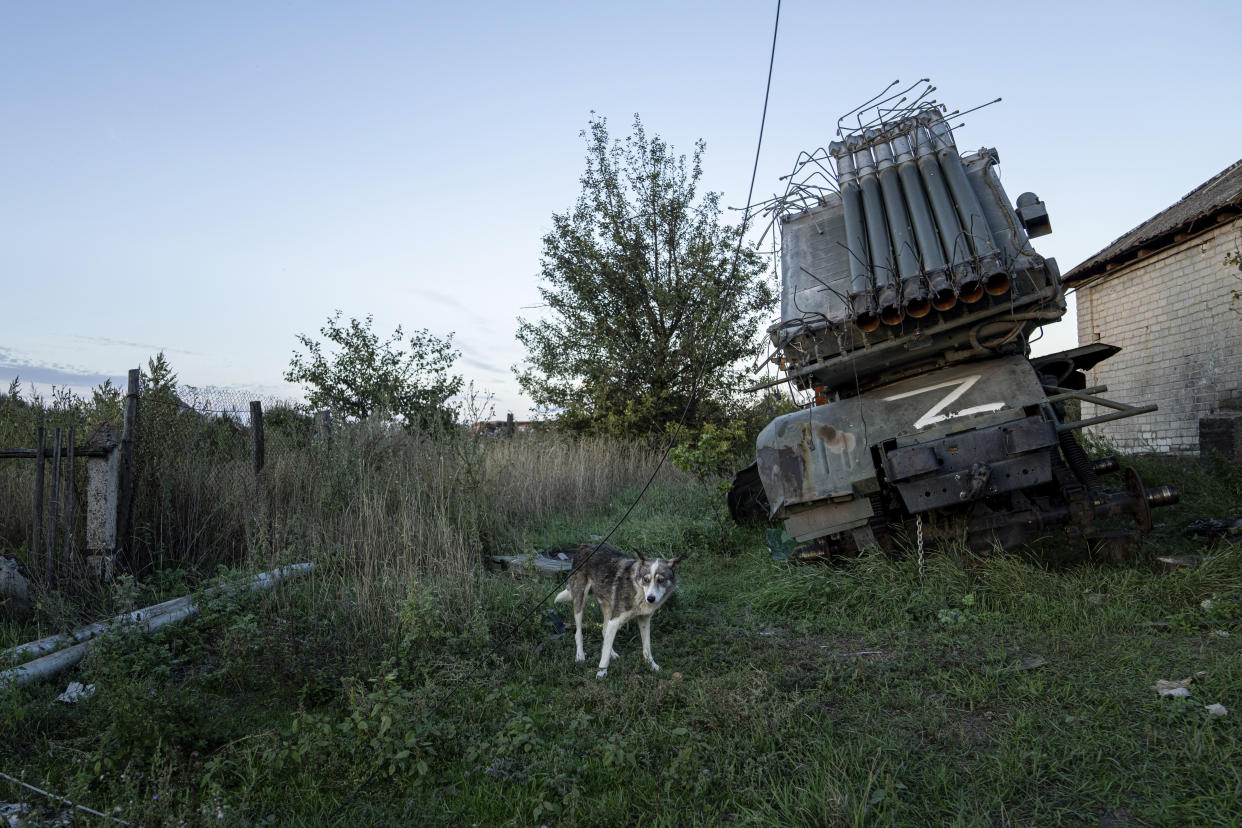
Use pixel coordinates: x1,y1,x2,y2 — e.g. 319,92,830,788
1063,158,1242,287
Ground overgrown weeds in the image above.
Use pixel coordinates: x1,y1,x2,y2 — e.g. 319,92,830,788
3,409,1242,822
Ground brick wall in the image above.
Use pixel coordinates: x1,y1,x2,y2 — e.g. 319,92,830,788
1074,216,1242,453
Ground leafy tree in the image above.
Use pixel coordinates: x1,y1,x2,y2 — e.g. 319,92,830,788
515,115,776,439
285,311,462,429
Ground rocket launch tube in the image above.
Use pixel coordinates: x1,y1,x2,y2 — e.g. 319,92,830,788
926,116,1010,296
908,121,982,304
856,143,899,328
831,141,878,331
891,132,951,313
874,137,923,321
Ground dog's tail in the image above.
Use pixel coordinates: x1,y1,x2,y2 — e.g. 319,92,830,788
553,588,572,604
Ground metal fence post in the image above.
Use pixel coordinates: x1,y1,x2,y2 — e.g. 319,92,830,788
250,401,265,477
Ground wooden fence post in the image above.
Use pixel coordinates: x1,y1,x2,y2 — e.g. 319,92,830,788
250,401,265,477
32,426,45,575
46,428,62,579
315,410,332,442
116,368,139,567
62,426,76,569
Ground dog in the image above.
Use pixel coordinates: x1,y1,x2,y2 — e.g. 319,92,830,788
553,543,683,679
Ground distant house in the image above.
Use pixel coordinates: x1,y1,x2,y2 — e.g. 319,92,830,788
471,416,534,437
1063,159,1242,456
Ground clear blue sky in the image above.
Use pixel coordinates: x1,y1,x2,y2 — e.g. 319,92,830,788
3,1,1239,418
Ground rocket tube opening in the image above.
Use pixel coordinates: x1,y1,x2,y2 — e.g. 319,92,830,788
905,294,932,318
930,289,957,312
855,312,882,333
879,305,906,327
852,290,880,333
927,270,956,311
983,271,1011,296
957,266,984,304
958,281,984,304
902,276,931,318
877,285,904,326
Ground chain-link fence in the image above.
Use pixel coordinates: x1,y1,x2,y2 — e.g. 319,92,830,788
132,387,312,572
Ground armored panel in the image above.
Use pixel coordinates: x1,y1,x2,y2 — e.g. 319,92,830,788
756,355,1047,522
779,196,850,323
883,415,1058,512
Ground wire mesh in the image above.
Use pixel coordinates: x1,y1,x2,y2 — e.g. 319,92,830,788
132,388,309,572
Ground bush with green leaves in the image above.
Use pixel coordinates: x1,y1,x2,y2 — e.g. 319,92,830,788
285,310,462,431
515,114,775,440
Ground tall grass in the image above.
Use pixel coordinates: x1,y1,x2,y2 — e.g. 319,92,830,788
5,390,1242,823
2,379,674,646
251,421,670,639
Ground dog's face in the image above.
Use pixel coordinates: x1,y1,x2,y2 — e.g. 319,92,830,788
633,553,682,606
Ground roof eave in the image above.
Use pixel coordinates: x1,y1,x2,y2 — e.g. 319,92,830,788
1064,201,1242,289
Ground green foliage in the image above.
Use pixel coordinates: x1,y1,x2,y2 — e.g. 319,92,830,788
279,664,447,784
737,389,801,444
9,408,1242,823
285,310,463,430
515,114,776,439
668,421,748,481
0,374,123,445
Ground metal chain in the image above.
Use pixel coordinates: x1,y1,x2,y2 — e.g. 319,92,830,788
916,513,925,582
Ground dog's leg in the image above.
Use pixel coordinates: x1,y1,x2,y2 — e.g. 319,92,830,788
572,590,586,662
597,597,618,659
596,617,623,679
637,615,659,671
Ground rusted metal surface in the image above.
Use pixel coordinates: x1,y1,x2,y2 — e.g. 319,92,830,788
756,355,1046,521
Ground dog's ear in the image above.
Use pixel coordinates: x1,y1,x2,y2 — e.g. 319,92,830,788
667,555,685,568
634,549,647,563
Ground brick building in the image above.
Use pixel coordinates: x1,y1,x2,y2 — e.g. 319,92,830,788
1063,159,1242,455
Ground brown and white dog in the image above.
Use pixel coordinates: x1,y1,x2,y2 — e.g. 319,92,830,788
554,544,683,679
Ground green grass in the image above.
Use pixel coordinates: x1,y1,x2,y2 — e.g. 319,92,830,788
3,462,1242,825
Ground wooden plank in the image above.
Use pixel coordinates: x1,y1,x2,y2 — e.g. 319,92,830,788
0,446,109,459
63,426,76,568
46,428,62,580
32,426,45,570
116,368,139,565
315,410,332,441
